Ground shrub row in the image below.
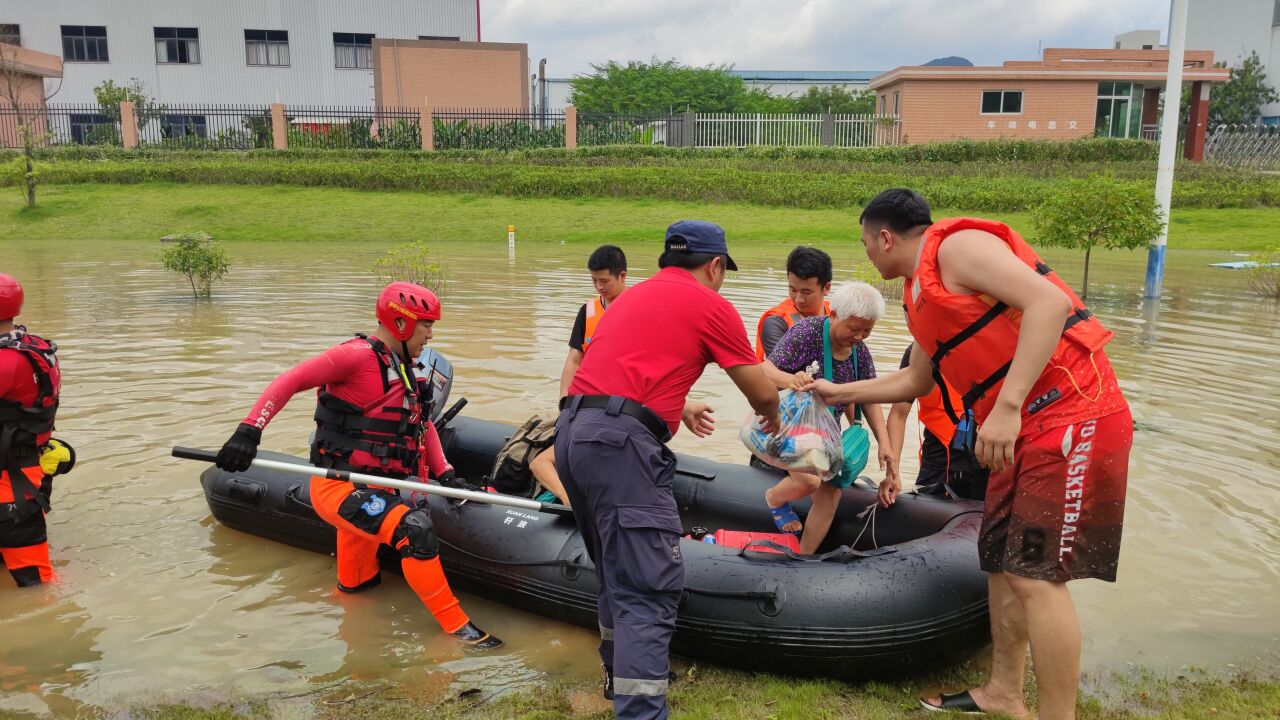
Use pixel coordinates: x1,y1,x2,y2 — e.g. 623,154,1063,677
8,155,1278,211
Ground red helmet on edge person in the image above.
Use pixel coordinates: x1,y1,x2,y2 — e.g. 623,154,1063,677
0,274,23,321
376,281,441,341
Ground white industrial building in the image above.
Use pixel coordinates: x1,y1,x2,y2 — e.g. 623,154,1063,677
1186,0,1280,123
0,0,481,105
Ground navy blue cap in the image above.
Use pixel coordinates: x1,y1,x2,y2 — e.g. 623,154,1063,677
664,220,738,271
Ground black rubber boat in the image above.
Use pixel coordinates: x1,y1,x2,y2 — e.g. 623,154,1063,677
200,414,990,679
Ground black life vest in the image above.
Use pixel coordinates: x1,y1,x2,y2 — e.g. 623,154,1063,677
0,328,59,517
310,335,432,477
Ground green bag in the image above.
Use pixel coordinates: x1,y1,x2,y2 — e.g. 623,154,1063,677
823,318,870,489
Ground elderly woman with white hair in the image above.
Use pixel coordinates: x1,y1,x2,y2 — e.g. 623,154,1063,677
761,281,898,555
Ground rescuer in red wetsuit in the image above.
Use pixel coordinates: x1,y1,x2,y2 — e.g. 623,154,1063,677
214,282,501,651
1,274,74,588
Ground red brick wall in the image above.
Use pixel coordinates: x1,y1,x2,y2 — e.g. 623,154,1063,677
372,40,529,109
879,78,1099,144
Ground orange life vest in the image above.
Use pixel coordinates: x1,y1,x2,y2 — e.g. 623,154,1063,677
917,385,961,447
754,298,833,361
582,296,607,352
904,217,1114,426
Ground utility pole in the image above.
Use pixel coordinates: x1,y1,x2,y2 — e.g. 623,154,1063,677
1146,0,1188,299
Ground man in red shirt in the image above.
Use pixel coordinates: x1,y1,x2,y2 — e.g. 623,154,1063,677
805,190,1131,720
557,220,780,720
1,274,72,587
215,282,501,651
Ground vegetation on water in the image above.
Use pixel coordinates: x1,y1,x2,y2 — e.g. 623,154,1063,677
1247,247,1280,299
371,239,449,294
1033,175,1165,300
3,184,1277,255
69,663,1280,720
1,141,1276,213
158,231,230,298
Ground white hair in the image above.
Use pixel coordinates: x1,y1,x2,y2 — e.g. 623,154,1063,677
829,282,885,322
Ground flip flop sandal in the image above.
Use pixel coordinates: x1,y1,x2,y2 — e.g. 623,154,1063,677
919,690,985,715
767,502,803,536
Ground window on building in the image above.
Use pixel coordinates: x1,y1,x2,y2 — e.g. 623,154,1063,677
0,24,20,46
892,91,900,115
878,94,887,114
61,25,109,62
1274,0,1280,26
161,114,208,139
155,27,200,64
417,35,460,41
1142,44,1154,50
69,113,113,144
981,90,1022,114
245,29,289,66
1095,82,1144,139
333,32,373,69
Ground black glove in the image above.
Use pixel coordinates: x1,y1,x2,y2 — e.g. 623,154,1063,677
435,469,472,491
216,423,262,473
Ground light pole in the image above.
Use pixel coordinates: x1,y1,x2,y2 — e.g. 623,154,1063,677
1146,0,1189,299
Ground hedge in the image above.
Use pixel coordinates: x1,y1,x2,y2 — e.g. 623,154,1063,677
6,154,1277,211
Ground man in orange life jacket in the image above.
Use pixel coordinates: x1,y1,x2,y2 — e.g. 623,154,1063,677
885,344,989,502
754,246,833,360
1,274,74,588
559,244,628,398
804,190,1131,720
215,282,502,651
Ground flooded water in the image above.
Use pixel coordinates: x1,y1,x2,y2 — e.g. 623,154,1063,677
1,234,1277,714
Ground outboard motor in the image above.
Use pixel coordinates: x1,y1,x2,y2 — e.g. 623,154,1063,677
417,347,454,423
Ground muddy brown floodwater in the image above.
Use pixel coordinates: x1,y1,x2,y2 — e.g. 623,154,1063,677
1,238,1276,715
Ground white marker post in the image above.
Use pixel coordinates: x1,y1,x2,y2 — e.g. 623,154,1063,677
508,224,516,259
1146,0,1188,300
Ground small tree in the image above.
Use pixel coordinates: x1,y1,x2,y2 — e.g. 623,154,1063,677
1246,247,1280,299
1033,175,1163,300
159,232,230,299
93,78,164,133
371,239,447,294
1,42,57,208
1210,52,1280,127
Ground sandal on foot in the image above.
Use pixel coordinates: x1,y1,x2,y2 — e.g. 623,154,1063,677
920,690,985,715
767,502,803,536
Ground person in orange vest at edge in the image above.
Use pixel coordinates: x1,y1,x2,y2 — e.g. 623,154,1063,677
885,344,989,501
753,246,834,361
803,189,1131,720
214,282,502,651
1,274,75,587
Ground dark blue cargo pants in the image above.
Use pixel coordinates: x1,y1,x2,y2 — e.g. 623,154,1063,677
555,397,683,720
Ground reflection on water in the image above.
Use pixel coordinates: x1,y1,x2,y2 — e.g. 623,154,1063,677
1,236,1277,713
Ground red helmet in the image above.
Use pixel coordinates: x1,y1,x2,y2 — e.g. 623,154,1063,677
376,282,441,341
0,274,22,321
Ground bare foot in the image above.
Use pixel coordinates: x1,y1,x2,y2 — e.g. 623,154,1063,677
921,686,1030,719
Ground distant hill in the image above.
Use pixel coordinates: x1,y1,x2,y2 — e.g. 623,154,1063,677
923,56,974,67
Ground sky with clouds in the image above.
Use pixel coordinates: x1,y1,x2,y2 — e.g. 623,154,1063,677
482,0,1173,78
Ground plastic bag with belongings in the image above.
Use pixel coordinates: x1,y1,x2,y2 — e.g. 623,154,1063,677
739,389,843,480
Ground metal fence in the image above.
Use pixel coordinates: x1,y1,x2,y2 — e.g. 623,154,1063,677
1204,124,1280,170
0,104,122,147
577,114,683,147
285,105,422,150
432,108,566,150
695,113,900,148
136,104,272,149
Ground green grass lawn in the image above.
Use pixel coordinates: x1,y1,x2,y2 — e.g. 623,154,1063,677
4,184,1277,253
117,663,1280,720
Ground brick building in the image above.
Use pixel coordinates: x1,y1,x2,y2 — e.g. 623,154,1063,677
371,38,528,109
869,48,1229,159
0,43,63,147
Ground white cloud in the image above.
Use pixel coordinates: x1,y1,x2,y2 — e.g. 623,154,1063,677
482,0,1170,77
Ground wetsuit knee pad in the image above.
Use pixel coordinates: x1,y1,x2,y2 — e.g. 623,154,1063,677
0,511,47,549
392,509,439,560
335,488,401,535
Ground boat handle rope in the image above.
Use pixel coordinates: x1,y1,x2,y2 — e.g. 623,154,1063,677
734,539,895,562
682,585,777,600
439,538,592,571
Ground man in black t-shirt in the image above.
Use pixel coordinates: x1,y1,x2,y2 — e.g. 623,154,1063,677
886,345,988,501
